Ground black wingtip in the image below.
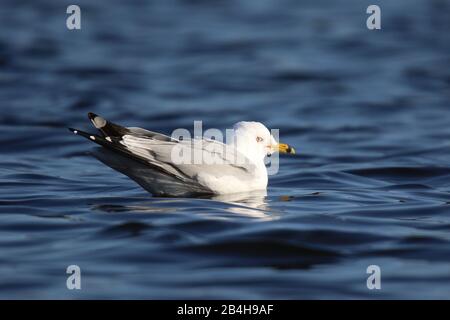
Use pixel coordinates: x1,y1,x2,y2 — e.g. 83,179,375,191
68,128,78,134
87,112,98,120
87,112,108,130
86,112,130,137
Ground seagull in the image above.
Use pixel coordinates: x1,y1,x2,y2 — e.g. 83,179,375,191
69,113,295,197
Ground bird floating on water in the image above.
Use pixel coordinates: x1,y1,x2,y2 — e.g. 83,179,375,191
69,113,295,197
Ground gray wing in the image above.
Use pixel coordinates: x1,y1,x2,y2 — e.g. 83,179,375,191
121,135,259,183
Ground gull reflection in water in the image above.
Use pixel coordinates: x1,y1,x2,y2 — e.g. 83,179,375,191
207,190,275,220
92,148,276,220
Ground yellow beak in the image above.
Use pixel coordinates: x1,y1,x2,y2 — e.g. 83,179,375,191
277,143,296,154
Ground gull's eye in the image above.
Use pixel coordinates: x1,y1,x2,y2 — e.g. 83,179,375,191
256,136,263,143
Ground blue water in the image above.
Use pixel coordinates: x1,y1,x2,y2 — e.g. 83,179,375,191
1,0,450,299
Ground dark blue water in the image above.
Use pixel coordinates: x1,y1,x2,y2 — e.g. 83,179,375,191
1,0,450,299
